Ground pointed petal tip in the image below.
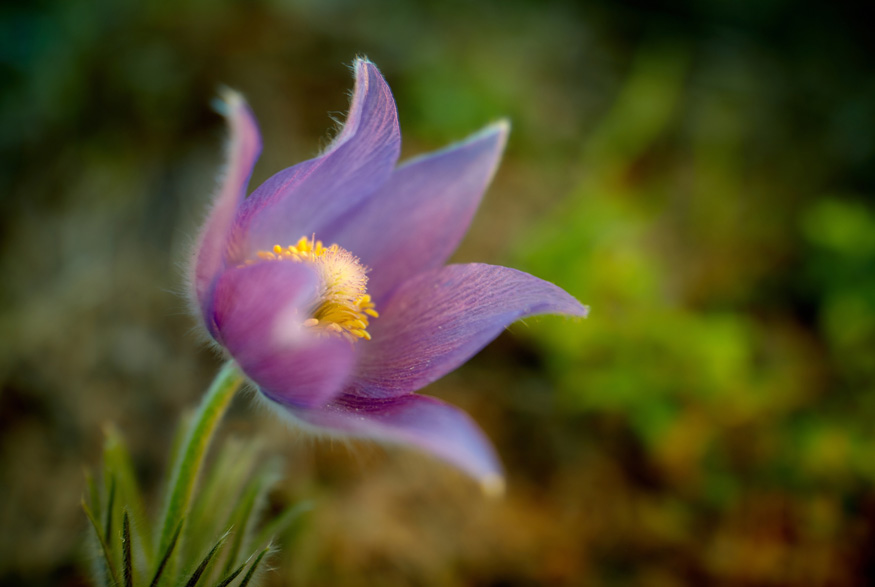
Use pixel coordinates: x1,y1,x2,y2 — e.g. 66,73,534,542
480,474,506,499
488,117,511,137
352,56,382,80
561,299,590,319
211,87,261,154
193,85,262,307
564,300,590,319
466,118,510,149
212,86,246,117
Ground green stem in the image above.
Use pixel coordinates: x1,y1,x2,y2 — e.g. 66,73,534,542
155,361,244,563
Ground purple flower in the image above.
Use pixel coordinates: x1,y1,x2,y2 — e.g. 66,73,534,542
191,59,587,493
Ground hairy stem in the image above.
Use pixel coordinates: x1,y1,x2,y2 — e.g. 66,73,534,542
155,361,244,562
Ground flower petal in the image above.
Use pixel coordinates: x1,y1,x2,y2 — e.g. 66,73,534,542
286,392,503,491
192,89,262,310
230,58,401,260
355,263,588,396
329,121,509,302
210,262,356,408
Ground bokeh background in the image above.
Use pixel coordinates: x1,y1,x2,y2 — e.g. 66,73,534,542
2,0,874,585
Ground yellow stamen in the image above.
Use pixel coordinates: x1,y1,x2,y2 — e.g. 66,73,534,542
252,235,377,341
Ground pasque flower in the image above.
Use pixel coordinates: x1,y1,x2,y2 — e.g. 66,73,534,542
191,59,587,493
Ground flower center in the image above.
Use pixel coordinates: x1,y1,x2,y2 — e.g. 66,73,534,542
254,236,378,341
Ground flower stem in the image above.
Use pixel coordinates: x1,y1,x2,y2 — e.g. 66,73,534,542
155,361,244,563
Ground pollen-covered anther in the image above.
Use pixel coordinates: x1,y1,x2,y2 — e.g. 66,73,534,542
254,236,376,341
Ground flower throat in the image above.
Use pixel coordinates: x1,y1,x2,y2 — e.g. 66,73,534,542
254,236,378,341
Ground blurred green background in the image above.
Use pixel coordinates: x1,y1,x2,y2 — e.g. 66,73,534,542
2,0,874,585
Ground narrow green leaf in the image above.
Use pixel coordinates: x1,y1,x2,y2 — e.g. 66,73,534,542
184,534,227,587
85,470,101,516
156,362,244,563
104,475,116,550
149,519,183,587
83,499,121,587
122,511,133,587
237,546,270,587
215,560,247,587
185,439,259,560
84,472,108,587
220,462,278,575
104,425,154,564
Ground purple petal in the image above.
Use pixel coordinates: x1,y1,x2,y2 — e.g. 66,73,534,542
355,264,588,396
288,392,504,491
329,121,509,302
210,262,356,408
192,89,262,311
229,59,401,261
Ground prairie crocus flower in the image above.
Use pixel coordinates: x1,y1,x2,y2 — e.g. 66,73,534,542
191,59,587,493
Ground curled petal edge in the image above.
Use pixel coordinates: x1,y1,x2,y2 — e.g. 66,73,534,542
257,390,505,495
355,263,588,397
210,262,356,409
192,89,262,315
329,120,510,303
230,58,402,260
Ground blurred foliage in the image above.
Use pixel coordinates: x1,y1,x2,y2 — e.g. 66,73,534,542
516,30,875,587
1,0,874,585
85,423,305,587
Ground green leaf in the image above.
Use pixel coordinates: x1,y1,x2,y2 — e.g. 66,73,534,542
104,475,116,553
83,499,121,587
104,425,154,564
148,519,183,587
184,534,227,587
122,511,133,587
237,546,270,587
82,361,301,586
215,560,247,587
85,471,101,518
184,439,261,559
220,459,280,576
